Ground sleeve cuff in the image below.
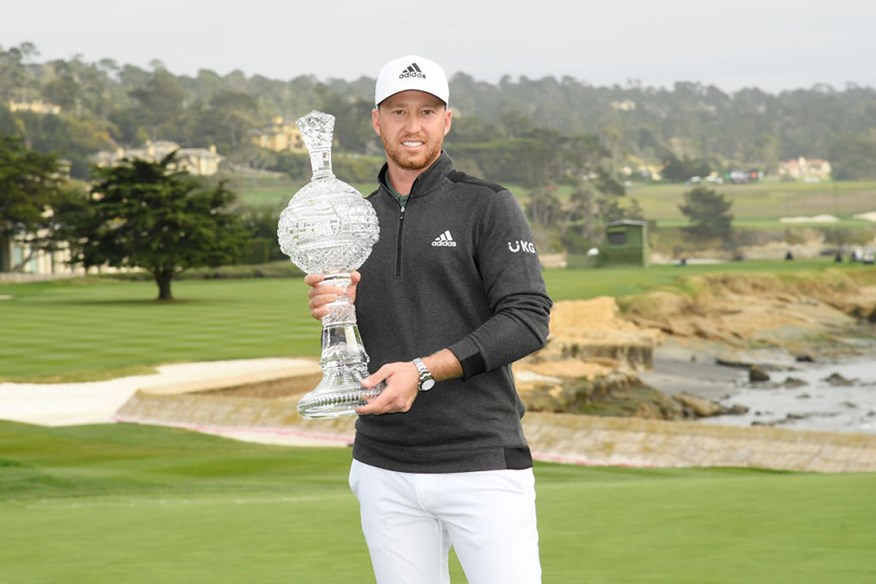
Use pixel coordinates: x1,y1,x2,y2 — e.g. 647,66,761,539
448,337,486,380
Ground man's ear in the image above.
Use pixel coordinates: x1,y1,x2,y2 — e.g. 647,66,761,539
371,107,381,137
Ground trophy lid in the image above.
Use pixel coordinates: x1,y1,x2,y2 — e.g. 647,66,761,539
297,111,334,154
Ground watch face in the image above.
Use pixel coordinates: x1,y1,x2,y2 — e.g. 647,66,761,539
421,378,436,391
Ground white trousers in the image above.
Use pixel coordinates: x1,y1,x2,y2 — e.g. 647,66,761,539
349,459,542,584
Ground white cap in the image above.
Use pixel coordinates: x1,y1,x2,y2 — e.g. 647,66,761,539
374,55,449,107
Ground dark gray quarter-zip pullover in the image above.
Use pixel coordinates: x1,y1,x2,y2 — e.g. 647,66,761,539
352,152,553,473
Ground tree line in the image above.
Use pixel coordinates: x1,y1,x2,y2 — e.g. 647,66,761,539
3,42,876,182
0,42,864,289
1,129,733,301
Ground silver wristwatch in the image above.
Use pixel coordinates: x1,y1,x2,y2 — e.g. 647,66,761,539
413,357,436,391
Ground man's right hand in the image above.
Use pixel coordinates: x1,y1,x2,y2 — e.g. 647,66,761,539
304,271,361,321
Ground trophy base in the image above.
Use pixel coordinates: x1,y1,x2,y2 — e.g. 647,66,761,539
296,384,383,419
296,364,384,419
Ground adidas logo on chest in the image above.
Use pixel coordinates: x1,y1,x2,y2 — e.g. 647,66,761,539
432,230,457,247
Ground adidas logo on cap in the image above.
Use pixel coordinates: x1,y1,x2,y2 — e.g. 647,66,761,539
399,62,426,80
375,54,449,106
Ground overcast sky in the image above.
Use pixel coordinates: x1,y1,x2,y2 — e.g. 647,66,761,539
3,0,874,93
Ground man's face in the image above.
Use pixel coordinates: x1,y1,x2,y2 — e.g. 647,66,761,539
372,90,452,174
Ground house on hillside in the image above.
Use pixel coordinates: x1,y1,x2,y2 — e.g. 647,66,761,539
94,141,223,176
622,164,662,181
8,99,61,115
610,99,636,112
249,117,306,152
777,157,832,182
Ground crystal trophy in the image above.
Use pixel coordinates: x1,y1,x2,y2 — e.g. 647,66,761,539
277,111,383,418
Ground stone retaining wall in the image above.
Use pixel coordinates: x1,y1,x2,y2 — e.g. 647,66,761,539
523,412,876,472
116,385,876,473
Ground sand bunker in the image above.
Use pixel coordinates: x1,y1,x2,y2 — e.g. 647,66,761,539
0,358,319,427
853,211,876,222
779,214,839,223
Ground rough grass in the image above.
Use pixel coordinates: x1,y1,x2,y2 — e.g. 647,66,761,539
1,421,874,583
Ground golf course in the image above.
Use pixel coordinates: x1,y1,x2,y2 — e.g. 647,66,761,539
2,261,876,582
2,421,875,583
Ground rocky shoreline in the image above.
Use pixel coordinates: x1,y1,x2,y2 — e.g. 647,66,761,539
640,338,876,434
514,271,876,434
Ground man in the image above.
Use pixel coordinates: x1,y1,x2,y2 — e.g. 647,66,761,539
306,54,552,584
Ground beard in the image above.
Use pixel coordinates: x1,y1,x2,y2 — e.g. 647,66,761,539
382,135,443,173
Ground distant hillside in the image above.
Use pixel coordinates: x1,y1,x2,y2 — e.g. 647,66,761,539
2,41,876,183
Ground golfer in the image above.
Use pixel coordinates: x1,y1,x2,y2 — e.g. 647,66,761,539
306,54,551,584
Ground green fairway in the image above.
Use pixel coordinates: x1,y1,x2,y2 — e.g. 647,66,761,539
3,259,875,381
0,277,321,381
1,421,874,583
482,179,876,225
231,172,876,227
625,179,876,223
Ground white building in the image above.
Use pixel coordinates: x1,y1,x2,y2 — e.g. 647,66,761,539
777,157,832,181
94,141,223,176
0,233,83,277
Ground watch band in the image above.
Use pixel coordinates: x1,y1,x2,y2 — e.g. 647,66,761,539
413,357,436,391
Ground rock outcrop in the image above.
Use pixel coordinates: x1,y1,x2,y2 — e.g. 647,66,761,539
515,297,691,419
514,272,876,422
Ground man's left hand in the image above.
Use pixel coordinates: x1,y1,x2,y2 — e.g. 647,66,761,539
356,361,420,415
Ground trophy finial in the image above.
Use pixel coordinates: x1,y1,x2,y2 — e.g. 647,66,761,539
296,110,335,153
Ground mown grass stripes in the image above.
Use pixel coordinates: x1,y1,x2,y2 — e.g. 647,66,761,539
1,421,874,583
3,259,875,382
0,278,321,381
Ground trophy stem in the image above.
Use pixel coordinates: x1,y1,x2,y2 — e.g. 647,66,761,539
308,147,333,180
296,274,384,419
